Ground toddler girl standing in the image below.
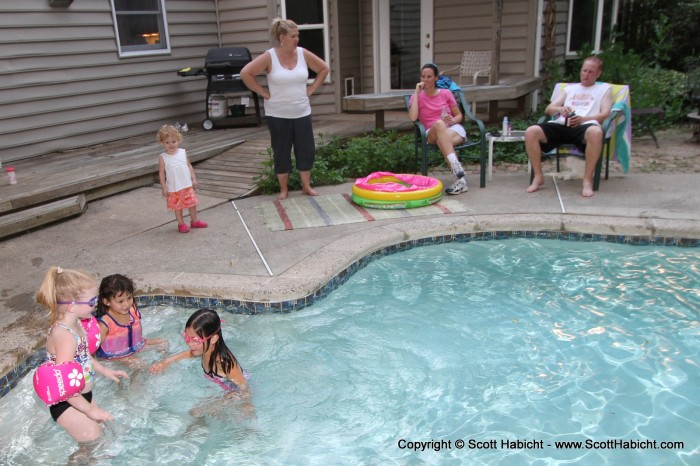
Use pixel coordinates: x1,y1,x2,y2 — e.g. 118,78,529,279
34,266,128,443
157,125,208,233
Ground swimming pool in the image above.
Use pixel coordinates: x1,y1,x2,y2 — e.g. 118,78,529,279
1,238,698,465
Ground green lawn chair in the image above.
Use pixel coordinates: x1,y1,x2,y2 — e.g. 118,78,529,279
531,83,631,191
404,90,487,188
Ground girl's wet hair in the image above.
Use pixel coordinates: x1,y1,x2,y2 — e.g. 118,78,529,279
421,63,439,76
187,308,240,376
96,274,135,316
35,266,97,325
270,17,298,42
157,125,183,144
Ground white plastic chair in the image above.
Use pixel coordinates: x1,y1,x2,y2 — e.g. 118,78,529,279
442,51,491,111
443,51,492,86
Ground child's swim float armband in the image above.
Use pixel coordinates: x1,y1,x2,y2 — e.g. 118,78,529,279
33,361,84,406
80,316,101,355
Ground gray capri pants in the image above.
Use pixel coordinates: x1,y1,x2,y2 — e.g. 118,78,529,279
267,115,316,174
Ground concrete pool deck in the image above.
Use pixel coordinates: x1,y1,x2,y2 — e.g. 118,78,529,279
1,128,699,384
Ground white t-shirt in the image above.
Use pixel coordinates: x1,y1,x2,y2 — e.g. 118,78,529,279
263,47,311,119
551,82,611,126
160,148,192,193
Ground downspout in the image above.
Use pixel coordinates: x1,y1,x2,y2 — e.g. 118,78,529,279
532,0,543,111
215,0,222,48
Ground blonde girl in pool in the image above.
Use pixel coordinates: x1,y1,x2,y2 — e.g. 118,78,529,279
150,308,248,396
35,266,128,443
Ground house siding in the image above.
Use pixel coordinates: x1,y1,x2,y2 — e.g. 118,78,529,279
1,0,562,161
0,0,222,162
337,1,362,97
434,0,536,78
354,0,539,100
554,0,570,65
360,0,375,94
0,0,336,162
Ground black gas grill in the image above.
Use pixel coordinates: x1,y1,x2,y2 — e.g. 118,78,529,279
177,47,261,130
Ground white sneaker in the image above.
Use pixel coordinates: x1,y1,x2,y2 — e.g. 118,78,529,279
450,160,465,179
446,177,468,195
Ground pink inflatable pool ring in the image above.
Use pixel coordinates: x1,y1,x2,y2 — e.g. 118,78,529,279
33,361,85,406
352,171,443,209
354,171,441,192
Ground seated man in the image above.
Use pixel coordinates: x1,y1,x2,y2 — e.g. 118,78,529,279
525,56,613,197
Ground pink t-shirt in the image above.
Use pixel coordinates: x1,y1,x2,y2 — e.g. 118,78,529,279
409,89,457,130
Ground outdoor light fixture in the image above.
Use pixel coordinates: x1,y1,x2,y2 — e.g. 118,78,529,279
49,0,74,7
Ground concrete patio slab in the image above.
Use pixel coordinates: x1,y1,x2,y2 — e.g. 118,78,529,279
1,125,699,387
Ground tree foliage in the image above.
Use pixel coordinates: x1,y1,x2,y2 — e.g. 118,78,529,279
617,0,700,72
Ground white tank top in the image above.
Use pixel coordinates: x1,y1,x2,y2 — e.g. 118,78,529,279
264,47,311,119
160,148,192,192
553,82,611,126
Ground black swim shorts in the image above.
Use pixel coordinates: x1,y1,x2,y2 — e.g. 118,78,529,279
49,391,93,422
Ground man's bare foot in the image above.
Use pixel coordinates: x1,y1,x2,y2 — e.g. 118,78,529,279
276,191,288,200
526,176,544,193
581,179,594,197
302,188,319,196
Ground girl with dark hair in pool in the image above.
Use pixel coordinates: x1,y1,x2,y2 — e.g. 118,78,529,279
408,63,469,195
95,274,168,362
150,308,248,395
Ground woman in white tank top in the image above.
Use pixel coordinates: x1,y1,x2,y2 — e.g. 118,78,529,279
241,18,329,200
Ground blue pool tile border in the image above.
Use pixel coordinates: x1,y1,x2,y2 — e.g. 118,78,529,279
2,231,698,398
133,231,700,315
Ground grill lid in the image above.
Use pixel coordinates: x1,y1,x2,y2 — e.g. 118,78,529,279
204,47,252,71
176,47,253,78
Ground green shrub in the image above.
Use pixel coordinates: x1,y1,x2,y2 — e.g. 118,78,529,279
324,130,415,177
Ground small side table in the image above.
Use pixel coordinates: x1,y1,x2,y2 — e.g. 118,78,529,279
487,130,526,181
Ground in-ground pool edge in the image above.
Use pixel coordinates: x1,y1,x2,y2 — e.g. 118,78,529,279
2,213,699,397
133,213,700,304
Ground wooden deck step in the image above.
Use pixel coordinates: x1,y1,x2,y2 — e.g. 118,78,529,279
193,140,270,199
0,194,86,240
0,138,246,239
0,140,245,215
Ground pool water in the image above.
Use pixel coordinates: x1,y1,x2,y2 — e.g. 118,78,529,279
1,239,698,465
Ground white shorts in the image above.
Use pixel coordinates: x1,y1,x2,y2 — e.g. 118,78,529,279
427,123,467,140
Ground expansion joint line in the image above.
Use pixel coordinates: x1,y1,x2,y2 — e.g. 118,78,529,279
231,201,274,276
552,176,566,214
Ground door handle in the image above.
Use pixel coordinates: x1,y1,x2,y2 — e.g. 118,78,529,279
425,42,430,48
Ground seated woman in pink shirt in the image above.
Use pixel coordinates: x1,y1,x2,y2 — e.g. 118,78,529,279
408,63,468,195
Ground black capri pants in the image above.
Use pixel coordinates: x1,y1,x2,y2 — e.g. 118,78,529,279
267,115,316,174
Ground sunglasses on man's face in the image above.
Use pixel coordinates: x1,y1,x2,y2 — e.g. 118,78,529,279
57,296,99,308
